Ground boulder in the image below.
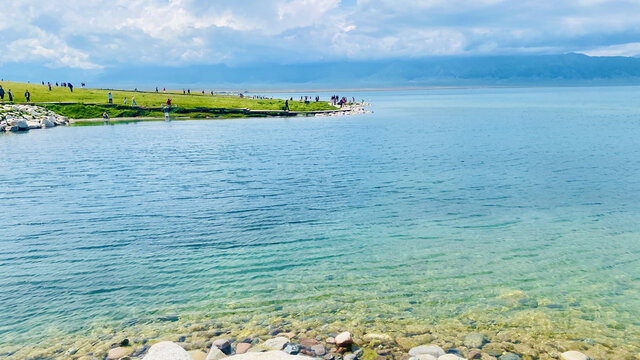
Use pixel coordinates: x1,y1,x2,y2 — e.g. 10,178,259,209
283,344,300,355
263,337,290,350
463,333,486,349
409,355,437,360
207,346,228,360
298,338,321,348
213,339,232,354
27,121,40,129
311,344,326,356
10,118,28,130
560,351,588,360
409,345,445,358
189,350,208,360
142,341,192,360
335,332,353,347
42,117,55,128
236,343,252,354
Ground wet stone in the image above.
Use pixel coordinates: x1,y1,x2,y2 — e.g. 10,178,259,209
236,343,252,354
499,354,521,360
299,338,321,348
463,333,486,349
312,345,327,356
283,344,300,355
560,351,588,360
344,354,357,360
409,345,445,358
213,339,232,354
335,332,353,347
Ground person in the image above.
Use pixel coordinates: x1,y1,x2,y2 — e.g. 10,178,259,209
166,98,172,106
68,83,73,92
8,89,13,102
183,89,186,95
25,90,31,102
163,88,166,92
56,82,59,86
0,85,4,100
48,82,52,91
131,96,137,105
124,97,127,105
164,106,170,121
187,89,190,94
102,112,110,124
156,87,159,93
108,92,113,104
284,99,289,112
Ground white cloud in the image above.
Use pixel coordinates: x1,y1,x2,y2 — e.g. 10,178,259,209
581,42,640,57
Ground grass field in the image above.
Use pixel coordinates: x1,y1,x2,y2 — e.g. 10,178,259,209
0,81,336,114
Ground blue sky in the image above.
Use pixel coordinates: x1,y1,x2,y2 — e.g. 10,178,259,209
2,0,640,71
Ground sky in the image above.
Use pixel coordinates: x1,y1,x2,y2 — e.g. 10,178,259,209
2,0,640,72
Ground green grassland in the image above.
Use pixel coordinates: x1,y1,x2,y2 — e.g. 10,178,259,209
0,81,336,119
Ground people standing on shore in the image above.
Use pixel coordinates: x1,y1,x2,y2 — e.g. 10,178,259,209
166,98,172,106
284,99,289,111
48,82,52,91
131,96,137,106
56,82,59,86
8,89,13,102
108,92,113,104
124,97,127,105
183,89,186,95
68,83,74,92
163,106,170,121
25,90,31,102
102,112,110,124
0,85,4,100
188,89,191,94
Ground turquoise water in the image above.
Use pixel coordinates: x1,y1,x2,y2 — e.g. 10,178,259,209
1,87,640,358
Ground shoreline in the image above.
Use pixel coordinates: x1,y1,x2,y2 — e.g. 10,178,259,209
1,311,621,360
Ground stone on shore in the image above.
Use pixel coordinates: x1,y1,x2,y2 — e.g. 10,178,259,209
207,345,228,360
283,344,300,355
263,337,290,350
213,339,232,354
236,343,252,354
408,345,445,358
107,346,132,359
311,344,326,356
438,355,465,360
335,332,353,347
560,351,588,360
42,117,55,128
463,333,486,349
189,350,208,360
409,355,437,360
224,351,314,360
142,341,192,360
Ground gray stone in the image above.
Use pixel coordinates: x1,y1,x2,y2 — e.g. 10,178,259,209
142,341,192,360
344,354,356,360
463,333,486,348
409,345,445,358
413,355,437,360
283,344,300,355
311,345,326,356
335,332,353,347
263,337,290,350
42,117,55,128
236,343,252,354
560,351,588,360
500,354,521,360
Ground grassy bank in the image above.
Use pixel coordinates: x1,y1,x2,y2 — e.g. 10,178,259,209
0,81,336,114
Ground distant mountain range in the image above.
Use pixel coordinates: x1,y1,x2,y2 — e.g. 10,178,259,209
3,53,640,89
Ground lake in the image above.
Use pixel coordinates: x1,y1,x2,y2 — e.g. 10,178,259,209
1,87,639,359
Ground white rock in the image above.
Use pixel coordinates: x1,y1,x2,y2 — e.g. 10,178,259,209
262,337,290,350
27,121,40,129
438,355,465,360
142,341,193,360
409,345,445,358
335,332,353,347
225,351,313,360
10,118,28,130
42,117,55,128
560,351,588,360
409,355,437,360
206,346,228,360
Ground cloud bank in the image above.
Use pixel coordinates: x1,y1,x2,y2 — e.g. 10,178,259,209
2,0,640,70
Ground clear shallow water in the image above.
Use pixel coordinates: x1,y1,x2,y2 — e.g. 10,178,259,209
1,87,640,358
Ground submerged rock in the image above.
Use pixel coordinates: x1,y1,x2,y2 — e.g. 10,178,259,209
560,351,588,360
408,345,445,358
142,341,192,360
463,333,486,349
335,332,353,347
263,337,290,350
224,351,314,360
107,346,132,359
236,343,252,354
499,353,521,360
207,345,228,360
283,344,300,355
438,355,466,360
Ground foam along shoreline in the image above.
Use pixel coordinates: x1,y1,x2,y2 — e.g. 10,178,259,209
0,104,70,132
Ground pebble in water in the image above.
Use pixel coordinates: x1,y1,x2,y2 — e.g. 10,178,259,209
263,337,291,350
335,332,353,347
463,333,486,349
142,341,192,360
560,351,589,360
408,345,445,358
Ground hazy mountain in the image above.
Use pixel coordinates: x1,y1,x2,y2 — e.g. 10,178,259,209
3,53,640,90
